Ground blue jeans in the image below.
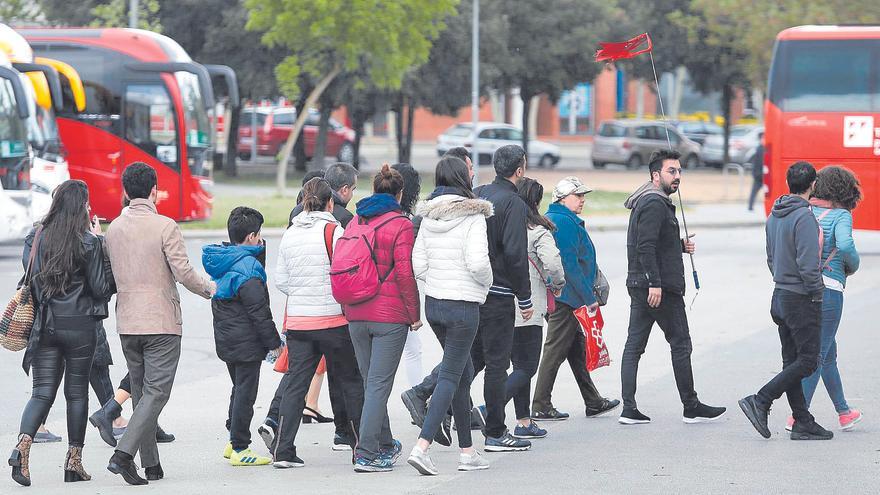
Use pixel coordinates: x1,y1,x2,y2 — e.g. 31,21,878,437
801,288,850,413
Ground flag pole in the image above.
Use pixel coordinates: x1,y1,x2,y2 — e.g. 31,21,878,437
648,46,701,295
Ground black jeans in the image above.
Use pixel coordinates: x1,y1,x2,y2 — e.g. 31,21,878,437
420,297,479,448
20,323,97,447
621,288,699,410
90,363,116,406
225,361,262,450
506,325,543,420
274,326,364,462
532,304,602,412
470,294,515,438
267,358,354,437
757,289,821,424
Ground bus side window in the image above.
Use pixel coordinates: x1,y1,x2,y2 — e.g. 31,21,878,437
124,84,178,170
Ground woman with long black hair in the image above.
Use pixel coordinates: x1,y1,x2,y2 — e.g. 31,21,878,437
10,179,115,486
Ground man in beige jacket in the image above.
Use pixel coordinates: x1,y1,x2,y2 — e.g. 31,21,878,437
104,162,215,485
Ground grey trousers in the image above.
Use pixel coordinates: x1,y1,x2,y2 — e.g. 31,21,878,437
348,321,409,460
116,334,181,468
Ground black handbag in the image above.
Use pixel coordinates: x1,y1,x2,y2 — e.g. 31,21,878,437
593,267,610,307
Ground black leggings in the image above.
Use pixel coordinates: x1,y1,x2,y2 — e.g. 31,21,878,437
20,325,97,446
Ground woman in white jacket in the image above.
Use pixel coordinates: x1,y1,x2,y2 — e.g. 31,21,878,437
407,157,493,476
507,177,565,439
271,178,364,468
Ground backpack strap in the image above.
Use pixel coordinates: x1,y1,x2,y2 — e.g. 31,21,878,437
366,214,408,282
323,223,336,261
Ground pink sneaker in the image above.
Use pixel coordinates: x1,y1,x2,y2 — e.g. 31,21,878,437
785,416,794,432
839,409,862,431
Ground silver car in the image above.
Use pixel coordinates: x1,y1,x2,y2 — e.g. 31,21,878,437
700,125,763,166
592,120,702,169
436,122,561,168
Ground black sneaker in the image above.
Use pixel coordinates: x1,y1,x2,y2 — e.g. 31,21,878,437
618,408,651,425
738,395,771,439
683,403,727,424
585,398,621,418
484,430,531,452
433,414,452,447
155,426,175,443
401,389,428,428
791,421,834,441
531,407,569,421
332,431,355,451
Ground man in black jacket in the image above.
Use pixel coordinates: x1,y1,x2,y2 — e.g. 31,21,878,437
202,207,283,465
739,162,831,440
288,162,357,228
619,149,726,425
471,144,534,451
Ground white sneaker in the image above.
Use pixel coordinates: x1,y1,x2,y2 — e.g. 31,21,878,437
458,450,490,471
257,422,276,452
407,446,439,476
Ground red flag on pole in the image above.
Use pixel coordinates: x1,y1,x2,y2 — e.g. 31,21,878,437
595,33,653,62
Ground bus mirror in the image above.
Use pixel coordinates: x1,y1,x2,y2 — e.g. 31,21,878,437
127,62,215,110
205,65,240,108
35,57,88,112
0,66,30,119
12,62,63,112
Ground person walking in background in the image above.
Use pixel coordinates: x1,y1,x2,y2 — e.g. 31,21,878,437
344,165,421,472
391,162,425,388
272,178,364,468
505,177,565,439
289,162,358,228
9,180,115,487
748,133,765,211
105,163,215,485
532,177,620,422
407,156,493,475
790,166,862,431
202,207,283,466
620,150,725,426
739,161,831,441
443,146,476,181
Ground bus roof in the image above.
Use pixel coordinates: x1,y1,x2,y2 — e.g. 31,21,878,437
778,25,880,40
18,28,193,64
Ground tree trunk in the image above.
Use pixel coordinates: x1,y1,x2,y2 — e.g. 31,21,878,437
275,64,341,196
721,83,732,164
224,103,239,177
401,98,415,164
293,92,309,171
520,90,532,160
311,105,332,171
352,121,363,170
394,93,406,163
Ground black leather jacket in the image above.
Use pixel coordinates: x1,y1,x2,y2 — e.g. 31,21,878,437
20,227,116,373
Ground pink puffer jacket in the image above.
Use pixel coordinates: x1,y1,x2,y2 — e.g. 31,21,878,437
341,210,420,324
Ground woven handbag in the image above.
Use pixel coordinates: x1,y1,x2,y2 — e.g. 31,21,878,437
1,227,42,352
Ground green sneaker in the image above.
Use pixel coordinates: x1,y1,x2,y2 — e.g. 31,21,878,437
230,448,272,466
223,442,233,459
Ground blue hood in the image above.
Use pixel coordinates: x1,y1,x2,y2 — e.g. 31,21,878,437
355,193,401,218
201,243,266,300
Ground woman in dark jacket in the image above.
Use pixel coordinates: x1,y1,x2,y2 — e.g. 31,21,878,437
9,180,115,487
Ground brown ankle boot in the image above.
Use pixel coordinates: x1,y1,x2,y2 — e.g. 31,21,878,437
9,433,32,486
64,446,91,482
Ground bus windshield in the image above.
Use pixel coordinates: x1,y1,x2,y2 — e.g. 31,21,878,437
0,78,30,191
175,71,211,176
769,39,880,112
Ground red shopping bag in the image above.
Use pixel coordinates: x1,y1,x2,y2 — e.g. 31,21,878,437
573,306,610,372
273,345,288,373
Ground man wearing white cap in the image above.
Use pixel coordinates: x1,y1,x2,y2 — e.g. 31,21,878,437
532,177,620,421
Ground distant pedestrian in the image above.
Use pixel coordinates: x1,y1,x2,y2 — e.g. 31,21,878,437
532,177,620,422
739,161,831,440
289,162,358,228
785,166,862,432
202,207,283,466
443,146,476,181
748,133,765,211
620,150,726,425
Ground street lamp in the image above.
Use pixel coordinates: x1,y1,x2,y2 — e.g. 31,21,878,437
471,0,479,186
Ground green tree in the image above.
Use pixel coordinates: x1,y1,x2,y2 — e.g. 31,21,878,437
34,0,99,25
0,0,44,23
246,0,457,194
90,0,162,31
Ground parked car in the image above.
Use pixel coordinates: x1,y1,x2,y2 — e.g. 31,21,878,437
237,106,356,163
436,122,561,168
700,124,763,167
591,120,702,169
672,121,722,145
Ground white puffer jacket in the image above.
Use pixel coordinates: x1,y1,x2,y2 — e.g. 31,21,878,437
276,210,343,317
413,194,494,303
516,225,566,327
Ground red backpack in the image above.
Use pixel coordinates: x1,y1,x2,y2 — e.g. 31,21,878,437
330,214,405,305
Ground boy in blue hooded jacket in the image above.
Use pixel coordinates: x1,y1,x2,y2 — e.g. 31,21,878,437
202,207,283,466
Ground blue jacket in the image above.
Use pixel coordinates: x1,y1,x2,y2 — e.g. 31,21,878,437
813,206,859,287
546,202,597,308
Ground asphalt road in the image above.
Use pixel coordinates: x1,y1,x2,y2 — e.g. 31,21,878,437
0,226,878,494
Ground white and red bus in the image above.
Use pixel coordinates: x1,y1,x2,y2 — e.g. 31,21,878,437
764,25,880,229
21,28,239,221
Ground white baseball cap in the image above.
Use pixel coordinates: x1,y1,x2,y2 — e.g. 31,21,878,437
552,176,592,201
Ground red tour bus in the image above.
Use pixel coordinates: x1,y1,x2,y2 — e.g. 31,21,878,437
764,25,880,229
20,28,239,221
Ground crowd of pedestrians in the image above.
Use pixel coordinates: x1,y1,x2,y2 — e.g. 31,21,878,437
6,144,863,486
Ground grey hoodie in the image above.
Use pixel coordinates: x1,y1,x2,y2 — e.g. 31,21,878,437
765,195,824,299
